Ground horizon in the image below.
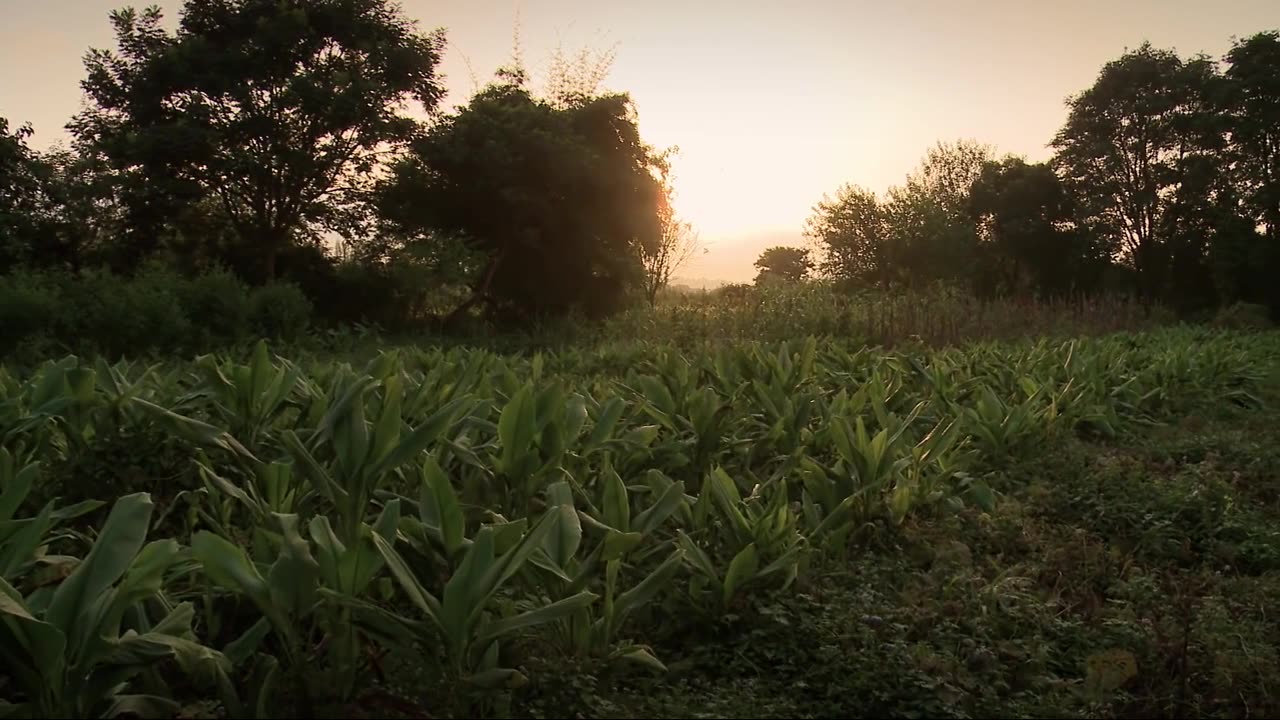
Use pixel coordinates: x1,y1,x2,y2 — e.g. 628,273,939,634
2,0,1275,285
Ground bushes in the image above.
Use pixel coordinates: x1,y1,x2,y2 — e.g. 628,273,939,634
0,266,314,359
249,281,312,341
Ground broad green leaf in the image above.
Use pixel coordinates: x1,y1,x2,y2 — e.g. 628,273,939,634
370,534,442,628
497,384,537,476
421,457,464,559
376,397,473,475
585,398,626,448
722,543,759,607
614,547,683,624
601,530,643,562
46,493,154,656
616,646,668,673
267,514,319,619
191,532,277,629
602,466,630,532
475,591,598,648
633,480,686,536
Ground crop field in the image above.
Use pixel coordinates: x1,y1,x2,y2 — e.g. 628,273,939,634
2,327,1278,718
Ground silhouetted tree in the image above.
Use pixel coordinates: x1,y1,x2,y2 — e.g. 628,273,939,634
753,246,811,284
1223,30,1280,316
377,71,663,324
1051,42,1224,302
806,140,990,290
969,158,1109,297
640,149,703,306
70,0,447,281
805,183,888,287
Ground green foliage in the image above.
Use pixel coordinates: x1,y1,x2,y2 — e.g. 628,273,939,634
752,246,811,285
0,268,317,360
248,282,313,344
3,326,1276,716
70,0,448,281
377,74,664,324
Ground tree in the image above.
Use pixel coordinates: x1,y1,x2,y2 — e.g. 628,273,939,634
968,157,1108,297
805,140,991,290
640,150,702,306
753,246,811,285
1051,42,1224,301
70,0,447,281
1223,30,1280,316
804,183,887,287
1225,31,1280,244
377,73,664,324
886,140,993,288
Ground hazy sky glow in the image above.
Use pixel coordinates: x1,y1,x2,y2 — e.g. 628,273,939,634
1,0,1276,283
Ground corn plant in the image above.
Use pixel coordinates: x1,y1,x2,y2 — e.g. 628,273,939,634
676,469,807,616
529,473,685,669
0,493,224,719
189,340,303,451
371,507,598,695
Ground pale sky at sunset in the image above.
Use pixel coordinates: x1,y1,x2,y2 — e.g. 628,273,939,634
2,0,1276,284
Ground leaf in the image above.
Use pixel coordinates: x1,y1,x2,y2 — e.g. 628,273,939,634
601,530,643,562
267,514,319,619
602,465,630,532
722,543,759,607
614,547,683,624
585,398,626,448
370,533,443,628
633,480,686,536
421,457,465,559
191,532,278,629
102,694,181,718
497,384,537,476
475,591,598,648
375,396,473,476
224,618,272,665
45,493,154,655
466,668,528,689
543,500,582,570
615,646,668,673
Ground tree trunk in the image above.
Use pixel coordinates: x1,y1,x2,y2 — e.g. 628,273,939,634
442,249,506,330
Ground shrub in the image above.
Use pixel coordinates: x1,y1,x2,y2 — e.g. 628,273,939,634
1212,302,1272,331
57,268,192,357
0,272,60,349
176,267,251,345
249,281,312,341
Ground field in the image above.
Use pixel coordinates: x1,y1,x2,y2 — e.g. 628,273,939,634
2,321,1279,719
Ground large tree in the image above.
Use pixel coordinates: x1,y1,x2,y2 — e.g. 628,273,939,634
968,157,1109,297
377,71,664,323
1223,31,1280,316
1225,31,1280,244
70,0,446,281
1050,42,1224,301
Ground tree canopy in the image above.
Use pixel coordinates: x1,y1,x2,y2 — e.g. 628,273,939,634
377,72,664,324
70,0,447,281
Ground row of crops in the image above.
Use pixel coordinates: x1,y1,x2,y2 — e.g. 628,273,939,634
0,328,1273,717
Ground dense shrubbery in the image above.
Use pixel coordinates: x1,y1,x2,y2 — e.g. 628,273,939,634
0,266,311,359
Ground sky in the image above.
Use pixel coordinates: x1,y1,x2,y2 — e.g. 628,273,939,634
1,0,1277,284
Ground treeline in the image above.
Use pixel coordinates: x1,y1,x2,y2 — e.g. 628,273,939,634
0,0,695,341
798,35,1280,317
2,1,1277,345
